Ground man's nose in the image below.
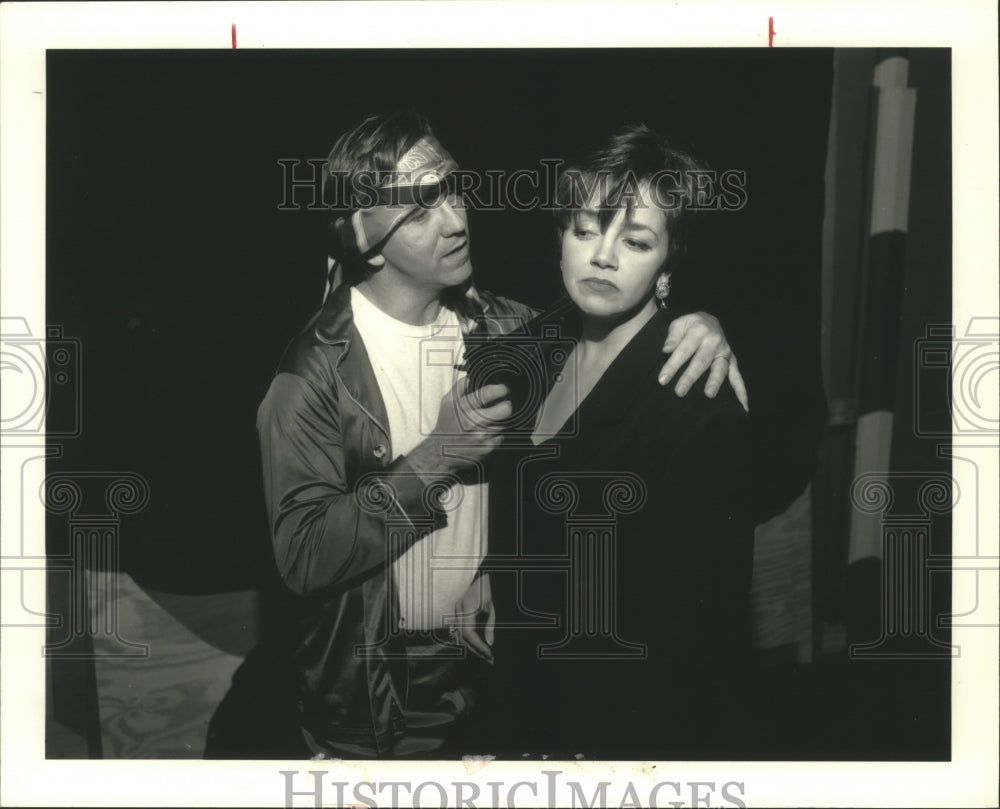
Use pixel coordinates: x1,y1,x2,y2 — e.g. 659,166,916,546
591,234,618,270
438,199,467,236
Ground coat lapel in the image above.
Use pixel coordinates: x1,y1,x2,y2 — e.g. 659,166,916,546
313,282,392,443
542,307,673,440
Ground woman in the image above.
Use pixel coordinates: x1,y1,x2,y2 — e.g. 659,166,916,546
459,125,755,759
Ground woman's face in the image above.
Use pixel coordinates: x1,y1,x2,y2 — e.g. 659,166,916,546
561,183,671,320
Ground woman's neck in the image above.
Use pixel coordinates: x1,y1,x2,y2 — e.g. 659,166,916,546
578,299,659,364
530,299,659,446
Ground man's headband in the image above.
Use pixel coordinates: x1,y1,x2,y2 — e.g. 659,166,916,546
328,135,458,255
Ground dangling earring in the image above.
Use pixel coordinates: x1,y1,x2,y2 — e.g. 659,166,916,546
655,273,671,309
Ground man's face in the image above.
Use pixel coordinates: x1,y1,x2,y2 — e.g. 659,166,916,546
372,190,473,293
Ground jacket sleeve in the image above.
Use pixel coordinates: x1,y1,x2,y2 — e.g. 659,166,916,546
478,291,541,332
257,371,445,598
652,399,756,663
638,398,755,738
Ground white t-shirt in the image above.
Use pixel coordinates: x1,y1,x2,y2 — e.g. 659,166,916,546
350,287,486,631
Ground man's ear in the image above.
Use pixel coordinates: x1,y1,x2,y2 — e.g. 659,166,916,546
349,210,386,269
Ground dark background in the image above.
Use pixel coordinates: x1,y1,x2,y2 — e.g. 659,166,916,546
46,48,830,594
45,48,957,762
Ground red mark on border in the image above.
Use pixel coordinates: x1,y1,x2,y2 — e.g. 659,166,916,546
231,23,237,49
768,17,775,47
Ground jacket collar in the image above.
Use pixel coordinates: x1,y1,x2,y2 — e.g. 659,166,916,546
580,306,674,429
314,279,358,345
536,302,675,436
312,281,392,442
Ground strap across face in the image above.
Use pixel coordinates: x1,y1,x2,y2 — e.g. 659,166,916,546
346,135,459,254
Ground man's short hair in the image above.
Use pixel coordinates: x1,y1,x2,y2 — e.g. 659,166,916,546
323,111,434,285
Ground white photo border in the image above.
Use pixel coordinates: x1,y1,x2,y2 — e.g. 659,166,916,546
1,2,997,807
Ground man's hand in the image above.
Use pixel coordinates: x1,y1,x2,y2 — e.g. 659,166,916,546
406,378,511,479
658,311,749,412
450,573,495,663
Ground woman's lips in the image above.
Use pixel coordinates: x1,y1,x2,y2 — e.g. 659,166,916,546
580,277,619,292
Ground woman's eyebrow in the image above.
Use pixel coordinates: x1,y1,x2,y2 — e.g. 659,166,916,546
621,221,657,235
571,209,600,226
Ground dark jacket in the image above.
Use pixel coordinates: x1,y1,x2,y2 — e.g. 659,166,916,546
480,303,755,758
256,281,536,755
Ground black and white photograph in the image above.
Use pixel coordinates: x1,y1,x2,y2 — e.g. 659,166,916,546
1,3,997,807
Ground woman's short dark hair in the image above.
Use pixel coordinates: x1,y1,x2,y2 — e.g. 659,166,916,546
554,124,708,274
323,111,434,285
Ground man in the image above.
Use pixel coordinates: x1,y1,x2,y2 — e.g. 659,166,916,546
206,111,745,759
